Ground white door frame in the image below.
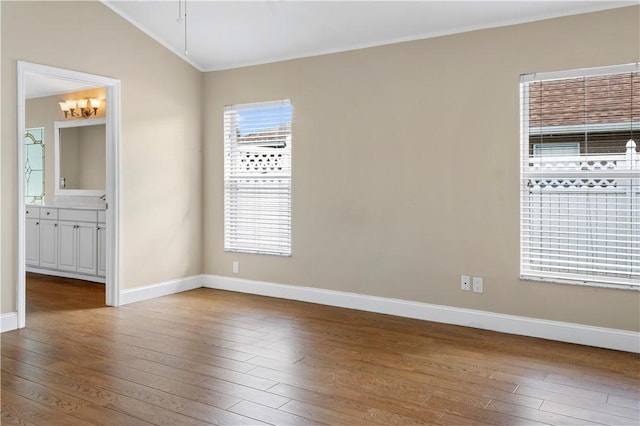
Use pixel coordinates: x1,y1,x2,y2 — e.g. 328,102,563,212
17,61,121,327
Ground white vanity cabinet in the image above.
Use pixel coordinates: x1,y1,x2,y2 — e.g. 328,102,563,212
25,207,40,267
57,221,74,272
58,221,97,274
25,205,106,283
97,210,107,277
58,209,98,275
38,208,59,270
78,223,99,275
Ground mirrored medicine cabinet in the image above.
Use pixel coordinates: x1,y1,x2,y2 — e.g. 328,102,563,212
54,117,106,196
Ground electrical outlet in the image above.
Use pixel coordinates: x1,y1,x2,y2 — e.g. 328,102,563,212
461,275,471,291
472,276,483,293
233,261,239,274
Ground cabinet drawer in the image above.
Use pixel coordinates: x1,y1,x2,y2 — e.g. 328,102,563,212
58,209,97,223
40,208,58,220
97,210,106,223
25,207,40,218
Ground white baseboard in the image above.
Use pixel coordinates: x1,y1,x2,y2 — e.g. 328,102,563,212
8,272,640,352
120,275,203,305
1,312,18,333
26,267,105,284
202,275,640,353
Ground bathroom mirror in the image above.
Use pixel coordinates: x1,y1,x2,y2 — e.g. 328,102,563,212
54,117,106,196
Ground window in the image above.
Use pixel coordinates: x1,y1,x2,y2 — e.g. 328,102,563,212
25,127,45,205
520,64,639,289
224,100,292,256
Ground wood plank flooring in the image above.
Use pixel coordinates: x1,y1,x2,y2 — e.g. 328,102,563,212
1,274,639,425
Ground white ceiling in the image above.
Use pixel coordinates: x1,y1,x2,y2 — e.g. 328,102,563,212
101,0,637,72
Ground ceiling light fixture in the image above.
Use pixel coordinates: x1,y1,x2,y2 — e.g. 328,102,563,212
58,99,101,119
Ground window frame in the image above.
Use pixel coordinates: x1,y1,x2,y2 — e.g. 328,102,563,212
519,63,640,291
223,99,293,257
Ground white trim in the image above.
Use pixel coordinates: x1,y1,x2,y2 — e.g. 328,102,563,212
10,270,640,352
202,275,640,353
522,274,640,291
17,61,122,329
105,80,121,307
224,99,291,112
1,313,18,333
119,275,204,306
17,63,27,328
521,62,639,82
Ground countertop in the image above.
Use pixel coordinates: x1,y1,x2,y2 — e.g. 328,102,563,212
27,200,106,210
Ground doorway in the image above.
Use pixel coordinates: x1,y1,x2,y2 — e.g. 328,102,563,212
17,61,121,327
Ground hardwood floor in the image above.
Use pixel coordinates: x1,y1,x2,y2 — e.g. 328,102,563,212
1,274,639,425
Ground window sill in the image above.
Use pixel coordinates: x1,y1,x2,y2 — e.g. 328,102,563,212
521,275,640,291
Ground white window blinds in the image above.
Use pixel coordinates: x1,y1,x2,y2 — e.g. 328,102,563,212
520,64,639,288
224,100,292,256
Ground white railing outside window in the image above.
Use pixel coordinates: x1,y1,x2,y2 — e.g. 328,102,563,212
522,143,639,287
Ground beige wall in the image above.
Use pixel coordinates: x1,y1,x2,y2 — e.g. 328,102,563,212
2,2,638,333
1,1,203,313
203,6,640,331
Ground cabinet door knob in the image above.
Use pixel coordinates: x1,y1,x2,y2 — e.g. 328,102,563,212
46,212,50,215
26,210,29,214
35,222,39,225
54,224,58,227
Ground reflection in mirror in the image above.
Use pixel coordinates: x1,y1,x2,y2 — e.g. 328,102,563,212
55,118,106,196
60,124,106,189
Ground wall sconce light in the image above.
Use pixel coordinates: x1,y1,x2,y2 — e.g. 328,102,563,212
59,98,101,118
